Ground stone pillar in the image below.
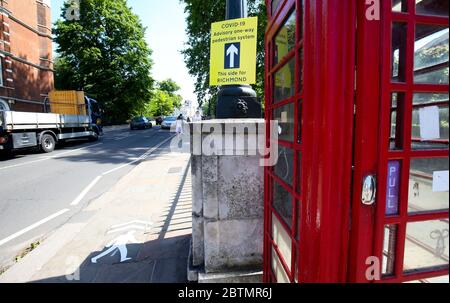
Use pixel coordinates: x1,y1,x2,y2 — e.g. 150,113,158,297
188,119,265,283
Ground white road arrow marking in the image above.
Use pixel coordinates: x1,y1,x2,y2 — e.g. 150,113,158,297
110,220,153,229
107,220,153,234
226,44,239,68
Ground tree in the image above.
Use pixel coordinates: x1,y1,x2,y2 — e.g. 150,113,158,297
144,79,183,117
53,0,154,123
158,78,181,95
53,56,78,90
180,0,267,112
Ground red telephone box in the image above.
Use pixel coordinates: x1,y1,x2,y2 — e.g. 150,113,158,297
264,0,449,283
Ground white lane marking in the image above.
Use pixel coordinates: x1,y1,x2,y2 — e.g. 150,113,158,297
70,176,102,206
0,143,103,171
42,143,103,159
0,135,173,246
0,159,48,171
101,135,175,176
0,209,70,247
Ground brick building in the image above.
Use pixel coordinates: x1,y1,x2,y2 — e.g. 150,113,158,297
0,0,54,112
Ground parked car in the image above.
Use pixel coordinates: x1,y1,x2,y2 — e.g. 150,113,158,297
161,116,177,130
130,117,152,130
146,117,157,126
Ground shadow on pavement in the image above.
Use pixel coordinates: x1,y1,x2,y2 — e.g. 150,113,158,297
31,235,191,283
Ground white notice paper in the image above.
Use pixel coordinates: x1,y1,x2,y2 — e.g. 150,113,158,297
419,106,440,140
281,111,288,123
432,171,449,192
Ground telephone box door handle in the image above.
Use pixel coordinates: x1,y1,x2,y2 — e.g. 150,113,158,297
361,175,376,206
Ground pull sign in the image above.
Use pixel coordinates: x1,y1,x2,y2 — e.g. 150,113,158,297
362,175,377,206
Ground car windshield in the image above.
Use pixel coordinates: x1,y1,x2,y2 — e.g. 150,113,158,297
165,117,177,121
132,117,145,122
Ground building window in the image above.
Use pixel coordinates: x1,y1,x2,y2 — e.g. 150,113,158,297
0,99,9,111
0,59,3,87
37,3,47,27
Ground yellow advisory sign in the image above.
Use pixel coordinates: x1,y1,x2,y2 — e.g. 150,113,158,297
209,17,258,86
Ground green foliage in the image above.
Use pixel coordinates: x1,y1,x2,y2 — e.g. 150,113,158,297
201,95,217,117
53,0,154,123
181,0,267,109
158,78,181,95
143,79,183,117
53,56,78,90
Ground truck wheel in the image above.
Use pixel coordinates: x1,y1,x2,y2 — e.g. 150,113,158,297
41,134,56,153
89,131,99,142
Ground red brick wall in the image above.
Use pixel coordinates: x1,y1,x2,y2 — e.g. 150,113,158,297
0,0,54,112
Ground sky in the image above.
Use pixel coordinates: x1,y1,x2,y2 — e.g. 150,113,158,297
51,0,198,106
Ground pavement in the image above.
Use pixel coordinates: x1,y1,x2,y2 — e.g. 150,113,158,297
0,131,192,283
0,126,183,274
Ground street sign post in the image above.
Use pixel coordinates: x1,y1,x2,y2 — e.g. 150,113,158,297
213,0,261,119
210,16,258,86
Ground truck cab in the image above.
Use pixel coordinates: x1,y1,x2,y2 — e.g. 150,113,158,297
85,97,103,137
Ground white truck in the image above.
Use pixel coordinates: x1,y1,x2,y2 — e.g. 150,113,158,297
0,96,103,153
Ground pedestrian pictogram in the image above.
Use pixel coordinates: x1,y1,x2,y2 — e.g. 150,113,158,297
90,220,153,264
225,43,240,69
91,231,138,264
209,17,258,86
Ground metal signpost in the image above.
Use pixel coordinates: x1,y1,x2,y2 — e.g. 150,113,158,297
210,0,261,118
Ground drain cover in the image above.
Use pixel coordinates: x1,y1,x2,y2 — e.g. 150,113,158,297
168,167,182,174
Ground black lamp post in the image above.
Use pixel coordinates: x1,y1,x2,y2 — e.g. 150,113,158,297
215,0,261,119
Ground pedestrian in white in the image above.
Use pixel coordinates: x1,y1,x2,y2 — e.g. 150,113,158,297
193,110,202,122
176,114,184,135
91,230,138,264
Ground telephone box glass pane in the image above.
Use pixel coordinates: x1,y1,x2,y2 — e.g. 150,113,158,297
271,0,283,16
383,225,398,276
392,0,408,12
392,22,408,82
274,57,296,103
273,181,293,227
418,275,449,283
416,0,449,17
296,152,302,194
390,93,405,150
274,146,294,185
408,158,449,214
273,102,295,142
403,220,449,272
271,247,290,283
414,25,449,84
272,213,292,272
405,274,450,283
274,10,296,65
412,93,449,150
298,48,304,92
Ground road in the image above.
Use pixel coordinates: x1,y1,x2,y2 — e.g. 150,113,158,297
0,126,174,269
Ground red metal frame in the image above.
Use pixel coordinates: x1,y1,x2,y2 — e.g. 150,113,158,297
349,0,449,283
264,0,301,283
372,0,449,283
264,0,356,283
264,0,449,283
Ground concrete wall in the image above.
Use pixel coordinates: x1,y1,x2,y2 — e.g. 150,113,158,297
190,119,265,279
